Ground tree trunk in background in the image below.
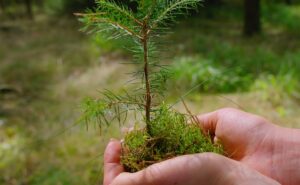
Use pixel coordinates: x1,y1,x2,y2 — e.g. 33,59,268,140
0,0,5,12
25,0,33,19
244,0,261,36
285,0,292,5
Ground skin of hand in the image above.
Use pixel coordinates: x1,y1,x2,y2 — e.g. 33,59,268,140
196,108,300,185
103,108,300,185
103,140,280,185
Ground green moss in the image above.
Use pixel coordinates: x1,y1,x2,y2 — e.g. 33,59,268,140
121,105,223,172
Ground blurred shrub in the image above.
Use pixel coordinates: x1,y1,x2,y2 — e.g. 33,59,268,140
262,3,300,32
252,72,300,105
193,38,281,75
170,56,253,93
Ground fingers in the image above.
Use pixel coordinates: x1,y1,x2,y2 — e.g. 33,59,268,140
111,153,224,185
196,108,249,135
103,139,124,185
109,152,280,185
196,108,276,160
197,110,219,135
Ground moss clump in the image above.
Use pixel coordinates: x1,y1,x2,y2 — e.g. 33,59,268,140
121,105,223,172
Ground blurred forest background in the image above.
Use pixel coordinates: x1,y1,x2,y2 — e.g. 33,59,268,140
0,0,300,184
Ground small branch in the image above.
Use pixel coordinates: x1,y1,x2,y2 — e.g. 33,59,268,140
77,13,143,40
93,18,143,39
74,12,141,26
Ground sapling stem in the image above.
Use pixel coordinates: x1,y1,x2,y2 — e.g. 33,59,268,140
142,20,151,132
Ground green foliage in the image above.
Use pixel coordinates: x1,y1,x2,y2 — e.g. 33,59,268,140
262,2,300,32
170,50,300,95
122,104,223,172
80,89,146,129
79,0,200,41
168,12,300,95
80,97,109,129
78,0,202,128
171,56,253,93
252,72,300,105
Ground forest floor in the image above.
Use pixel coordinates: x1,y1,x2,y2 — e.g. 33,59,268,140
1,3,300,184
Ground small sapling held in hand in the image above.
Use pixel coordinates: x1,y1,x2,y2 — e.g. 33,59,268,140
77,0,223,172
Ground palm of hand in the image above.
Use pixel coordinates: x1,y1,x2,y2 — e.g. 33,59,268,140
198,108,299,185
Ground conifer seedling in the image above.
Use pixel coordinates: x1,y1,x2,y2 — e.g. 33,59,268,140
77,0,223,172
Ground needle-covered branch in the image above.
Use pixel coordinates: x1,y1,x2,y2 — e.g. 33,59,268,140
78,0,202,132
151,0,201,28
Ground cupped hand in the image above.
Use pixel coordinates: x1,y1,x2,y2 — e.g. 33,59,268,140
103,140,279,185
197,108,300,185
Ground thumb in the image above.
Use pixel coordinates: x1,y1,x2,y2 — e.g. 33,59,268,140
103,139,124,185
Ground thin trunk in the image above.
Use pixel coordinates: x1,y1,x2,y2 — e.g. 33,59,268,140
142,21,151,132
244,0,261,36
0,0,5,12
25,0,33,19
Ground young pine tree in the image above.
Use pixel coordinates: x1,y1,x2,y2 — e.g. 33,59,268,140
77,0,223,172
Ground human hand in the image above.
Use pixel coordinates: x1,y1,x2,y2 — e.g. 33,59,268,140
103,140,279,185
197,108,300,185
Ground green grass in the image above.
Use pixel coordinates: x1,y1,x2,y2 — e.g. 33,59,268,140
29,166,83,185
